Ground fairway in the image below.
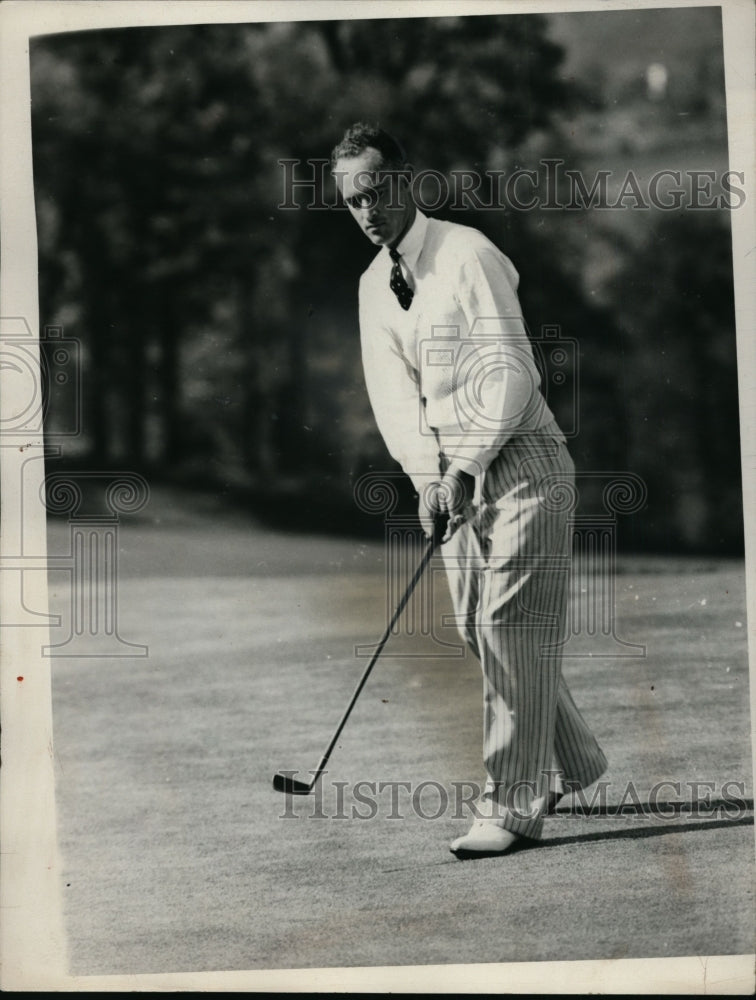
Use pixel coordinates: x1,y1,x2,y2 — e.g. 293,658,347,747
48,492,755,976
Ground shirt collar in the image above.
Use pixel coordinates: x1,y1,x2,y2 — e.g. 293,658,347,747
388,209,428,273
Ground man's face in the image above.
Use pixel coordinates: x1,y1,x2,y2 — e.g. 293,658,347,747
334,147,414,248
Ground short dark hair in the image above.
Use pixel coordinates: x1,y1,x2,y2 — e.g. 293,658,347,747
330,122,407,171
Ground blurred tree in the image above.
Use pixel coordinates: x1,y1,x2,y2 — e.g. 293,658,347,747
609,211,742,552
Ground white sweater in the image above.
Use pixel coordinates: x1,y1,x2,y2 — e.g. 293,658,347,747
358,210,557,494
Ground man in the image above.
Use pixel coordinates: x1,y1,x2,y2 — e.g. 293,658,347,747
331,122,607,858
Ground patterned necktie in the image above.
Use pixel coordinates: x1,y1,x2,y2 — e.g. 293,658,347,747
389,247,414,310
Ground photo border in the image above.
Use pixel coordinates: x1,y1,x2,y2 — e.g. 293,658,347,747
1,0,754,991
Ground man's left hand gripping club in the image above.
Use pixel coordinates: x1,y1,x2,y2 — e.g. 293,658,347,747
421,467,477,545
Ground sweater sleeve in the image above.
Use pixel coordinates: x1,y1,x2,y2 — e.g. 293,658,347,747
442,246,547,478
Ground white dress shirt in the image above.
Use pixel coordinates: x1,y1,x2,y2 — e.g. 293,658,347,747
358,210,557,494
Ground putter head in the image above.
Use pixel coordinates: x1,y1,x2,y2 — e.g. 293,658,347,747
273,773,312,795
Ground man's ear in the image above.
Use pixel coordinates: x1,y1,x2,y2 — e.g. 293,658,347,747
396,162,414,198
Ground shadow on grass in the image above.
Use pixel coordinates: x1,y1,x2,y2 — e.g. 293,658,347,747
385,809,754,870
551,797,754,818
541,814,753,851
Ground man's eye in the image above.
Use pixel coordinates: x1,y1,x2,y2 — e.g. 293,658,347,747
347,193,378,208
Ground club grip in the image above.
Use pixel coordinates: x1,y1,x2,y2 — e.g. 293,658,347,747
432,510,449,548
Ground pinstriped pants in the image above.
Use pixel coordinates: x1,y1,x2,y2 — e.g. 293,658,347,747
441,427,608,839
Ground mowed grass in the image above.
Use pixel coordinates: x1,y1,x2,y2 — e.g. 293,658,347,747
47,495,754,976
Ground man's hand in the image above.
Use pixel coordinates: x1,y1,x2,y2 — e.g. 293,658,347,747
419,468,476,544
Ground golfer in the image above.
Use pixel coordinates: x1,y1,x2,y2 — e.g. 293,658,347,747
331,122,607,857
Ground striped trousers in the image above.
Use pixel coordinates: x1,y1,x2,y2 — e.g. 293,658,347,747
441,425,607,839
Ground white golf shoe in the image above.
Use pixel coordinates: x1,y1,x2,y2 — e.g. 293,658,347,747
449,819,520,859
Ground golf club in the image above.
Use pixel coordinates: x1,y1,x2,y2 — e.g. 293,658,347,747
273,513,449,795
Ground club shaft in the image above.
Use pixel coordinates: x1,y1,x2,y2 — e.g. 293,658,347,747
307,533,438,784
